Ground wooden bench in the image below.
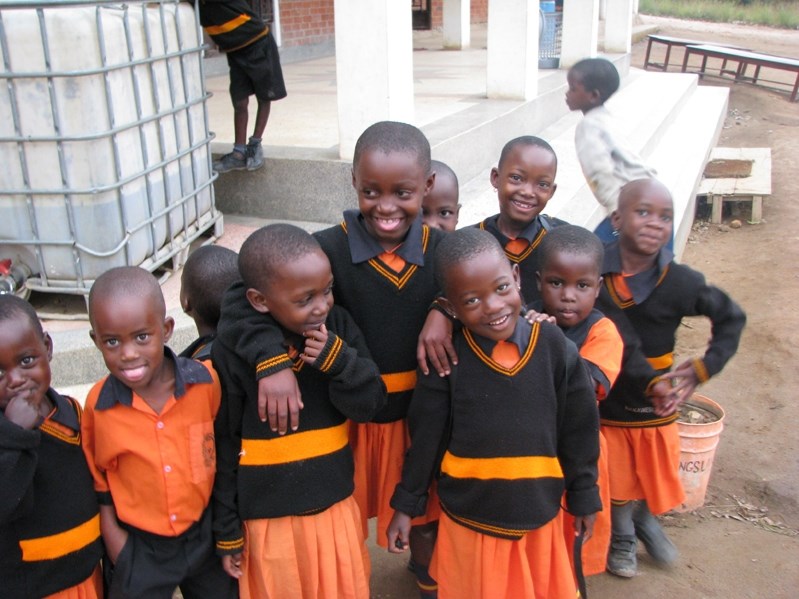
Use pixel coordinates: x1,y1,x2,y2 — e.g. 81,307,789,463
697,148,771,224
643,34,743,73
681,44,799,102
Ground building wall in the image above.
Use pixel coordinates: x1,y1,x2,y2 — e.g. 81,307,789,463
278,0,335,48
430,0,489,28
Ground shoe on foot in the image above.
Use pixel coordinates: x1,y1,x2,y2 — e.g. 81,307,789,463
633,506,679,565
607,535,638,578
246,142,264,171
213,150,246,173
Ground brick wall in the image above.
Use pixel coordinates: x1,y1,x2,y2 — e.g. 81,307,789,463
278,0,335,48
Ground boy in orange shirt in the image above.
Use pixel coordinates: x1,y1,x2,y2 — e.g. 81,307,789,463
82,266,236,599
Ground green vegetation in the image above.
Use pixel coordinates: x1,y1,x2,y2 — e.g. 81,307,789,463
639,0,799,29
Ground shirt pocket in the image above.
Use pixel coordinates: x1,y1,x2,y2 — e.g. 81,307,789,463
189,420,217,485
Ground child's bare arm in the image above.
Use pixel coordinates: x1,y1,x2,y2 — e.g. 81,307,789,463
99,504,129,564
258,370,304,434
386,511,412,554
416,308,457,376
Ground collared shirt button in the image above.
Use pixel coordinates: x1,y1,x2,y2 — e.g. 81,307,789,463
164,465,172,473
156,421,165,429
170,514,177,522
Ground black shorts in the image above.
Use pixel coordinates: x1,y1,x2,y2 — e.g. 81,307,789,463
227,32,287,103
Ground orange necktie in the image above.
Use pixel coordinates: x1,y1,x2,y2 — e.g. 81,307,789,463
505,238,530,255
379,251,406,273
491,340,520,369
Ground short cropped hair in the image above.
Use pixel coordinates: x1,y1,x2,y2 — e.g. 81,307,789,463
617,178,672,212
353,121,431,174
89,266,165,323
538,225,604,274
430,159,459,188
238,224,322,291
497,135,558,170
182,245,239,328
569,58,620,103
0,294,43,337
434,227,507,291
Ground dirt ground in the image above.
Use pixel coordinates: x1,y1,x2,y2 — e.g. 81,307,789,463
369,16,799,598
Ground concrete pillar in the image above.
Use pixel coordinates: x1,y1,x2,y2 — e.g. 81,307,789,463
442,0,470,50
560,0,599,68
604,0,634,53
599,0,608,20
333,0,414,159
486,0,538,100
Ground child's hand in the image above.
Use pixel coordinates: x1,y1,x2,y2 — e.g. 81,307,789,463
660,359,701,407
386,511,412,554
3,390,43,430
417,309,457,376
258,369,304,435
573,513,597,542
222,553,243,579
300,324,328,365
524,308,557,326
99,505,129,565
649,379,679,417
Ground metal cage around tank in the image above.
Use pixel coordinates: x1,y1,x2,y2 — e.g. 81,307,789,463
0,0,221,298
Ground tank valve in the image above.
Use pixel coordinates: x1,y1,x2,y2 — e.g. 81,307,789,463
0,259,31,295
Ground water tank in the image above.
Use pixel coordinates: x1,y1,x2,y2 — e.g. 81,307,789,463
0,0,220,297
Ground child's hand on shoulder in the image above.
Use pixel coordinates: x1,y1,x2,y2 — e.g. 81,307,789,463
258,369,303,435
524,308,557,326
4,390,44,430
301,324,329,365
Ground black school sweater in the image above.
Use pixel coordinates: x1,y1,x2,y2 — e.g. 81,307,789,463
211,305,386,555
198,0,268,53
391,318,601,539
475,214,566,304
1,390,103,598
216,220,446,423
596,243,746,426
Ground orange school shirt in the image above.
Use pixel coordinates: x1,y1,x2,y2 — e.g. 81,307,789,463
81,352,221,537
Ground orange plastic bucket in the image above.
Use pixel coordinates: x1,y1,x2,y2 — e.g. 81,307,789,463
675,394,725,512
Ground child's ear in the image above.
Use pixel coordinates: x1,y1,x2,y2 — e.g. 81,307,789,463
245,288,271,314
162,316,175,343
89,329,98,347
43,332,53,362
351,167,357,190
595,275,603,299
550,182,557,198
589,88,602,106
535,270,542,292
424,171,436,196
489,167,499,190
512,264,521,290
610,209,621,231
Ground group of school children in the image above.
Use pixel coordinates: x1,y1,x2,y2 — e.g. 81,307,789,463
1,58,746,599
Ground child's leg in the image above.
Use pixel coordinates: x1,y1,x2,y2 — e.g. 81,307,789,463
607,500,638,578
409,521,439,598
633,500,678,565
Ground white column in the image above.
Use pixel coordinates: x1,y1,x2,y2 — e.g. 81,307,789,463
486,0,538,100
442,0,470,50
560,0,599,68
604,0,634,53
333,0,414,159
599,0,608,20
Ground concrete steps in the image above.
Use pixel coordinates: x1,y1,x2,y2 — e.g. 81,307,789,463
456,68,728,258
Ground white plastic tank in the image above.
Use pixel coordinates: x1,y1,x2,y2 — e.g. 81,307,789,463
0,0,220,294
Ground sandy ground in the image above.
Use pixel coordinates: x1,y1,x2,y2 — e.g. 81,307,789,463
369,15,799,598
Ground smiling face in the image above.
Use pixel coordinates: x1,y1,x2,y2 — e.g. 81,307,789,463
441,249,522,342
89,296,174,394
612,180,674,259
422,172,460,232
491,144,558,236
537,250,602,329
0,314,52,412
353,149,434,251
246,249,334,336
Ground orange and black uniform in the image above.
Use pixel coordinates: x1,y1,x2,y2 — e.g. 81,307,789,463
198,0,268,53
475,214,566,303
596,244,746,427
81,349,236,599
211,304,386,548
180,333,215,361
1,390,103,599
392,317,600,597
217,211,446,547
595,243,745,515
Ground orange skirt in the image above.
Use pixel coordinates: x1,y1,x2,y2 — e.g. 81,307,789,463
349,420,440,548
602,423,685,514
563,430,610,577
430,511,577,599
240,496,370,599
44,564,102,599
